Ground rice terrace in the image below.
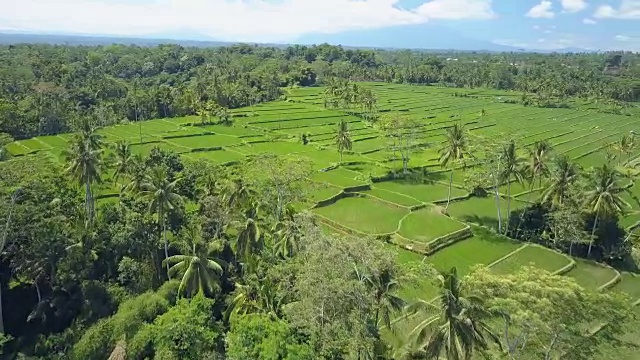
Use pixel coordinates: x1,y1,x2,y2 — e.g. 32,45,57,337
7,82,640,351
1,40,640,359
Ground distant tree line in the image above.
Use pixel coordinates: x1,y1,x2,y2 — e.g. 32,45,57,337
1,43,638,140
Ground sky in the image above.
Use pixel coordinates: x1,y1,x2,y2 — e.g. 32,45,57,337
0,0,639,51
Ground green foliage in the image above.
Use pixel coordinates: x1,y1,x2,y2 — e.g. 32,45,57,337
466,266,634,359
72,289,172,360
129,295,222,360
226,314,313,360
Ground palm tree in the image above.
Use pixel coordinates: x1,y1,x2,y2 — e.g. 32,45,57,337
235,216,263,269
361,267,405,329
112,141,133,186
65,121,102,223
615,133,636,166
406,267,501,359
541,155,579,207
583,165,631,257
439,124,468,212
334,120,352,164
140,166,182,277
123,154,146,195
225,279,283,321
524,141,553,189
500,140,525,234
272,206,301,258
223,178,254,211
1,189,22,334
164,224,223,298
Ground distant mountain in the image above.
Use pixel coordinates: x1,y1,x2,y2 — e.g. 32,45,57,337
0,32,232,47
295,23,520,52
0,29,593,53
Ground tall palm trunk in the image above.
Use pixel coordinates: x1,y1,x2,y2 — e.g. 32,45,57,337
588,213,599,257
505,181,512,235
445,170,454,212
492,171,503,233
85,178,93,222
160,208,170,278
340,149,343,164
0,192,18,334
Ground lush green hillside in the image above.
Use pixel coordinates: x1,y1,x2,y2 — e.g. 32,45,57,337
3,82,640,359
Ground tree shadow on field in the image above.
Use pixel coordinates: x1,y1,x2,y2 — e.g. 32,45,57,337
383,169,448,184
460,215,499,230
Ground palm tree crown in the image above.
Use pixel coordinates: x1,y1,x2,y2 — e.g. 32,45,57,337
439,123,468,212
141,166,182,276
112,141,133,185
334,120,352,163
65,120,103,223
541,155,578,207
499,140,525,233
583,164,631,256
524,140,553,188
164,224,223,298
406,267,501,360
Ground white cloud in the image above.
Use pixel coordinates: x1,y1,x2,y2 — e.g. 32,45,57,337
615,34,631,41
526,1,555,18
583,18,597,24
415,0,496,20
0,0,496,42
594,0,640,19
494,32,591,50
561,0,588,12
533,25,541,30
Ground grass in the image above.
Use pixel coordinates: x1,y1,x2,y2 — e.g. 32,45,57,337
182,149,246,164
313,196,408,235
428,232,522,277
167,134,243,148
564,258,619,290
239,141,312,155
612,273,640,301
372,180,468,204
307,184,343,204
447,196,526,229
312,168,368,188
360,188,422,207
398,208,467,244
491,245,571,274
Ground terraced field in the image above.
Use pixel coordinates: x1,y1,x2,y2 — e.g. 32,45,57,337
7,83,640,344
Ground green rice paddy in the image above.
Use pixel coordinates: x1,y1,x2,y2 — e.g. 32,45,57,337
8,82,639,309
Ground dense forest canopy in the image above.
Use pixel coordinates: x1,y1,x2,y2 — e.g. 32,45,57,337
1,42,640,360
0,43,638,140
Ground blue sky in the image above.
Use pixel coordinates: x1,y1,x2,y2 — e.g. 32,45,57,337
1,0,638,50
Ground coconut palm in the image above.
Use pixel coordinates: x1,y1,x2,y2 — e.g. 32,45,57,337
406,267,501,360
583,164,631,257
1,189,22,334
112,141,133,185
541,155,579,207
235,216,263,268
615,134,636,166
223,178,254,211
524,141,553,189
334,120,352,163
499,140,525,234
272,206,302,258
439,124,468,212
164,224,223,298
361,267,405,329
225,279,283,321
65,121,102,223
140,166,182,277
122,154,146,195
